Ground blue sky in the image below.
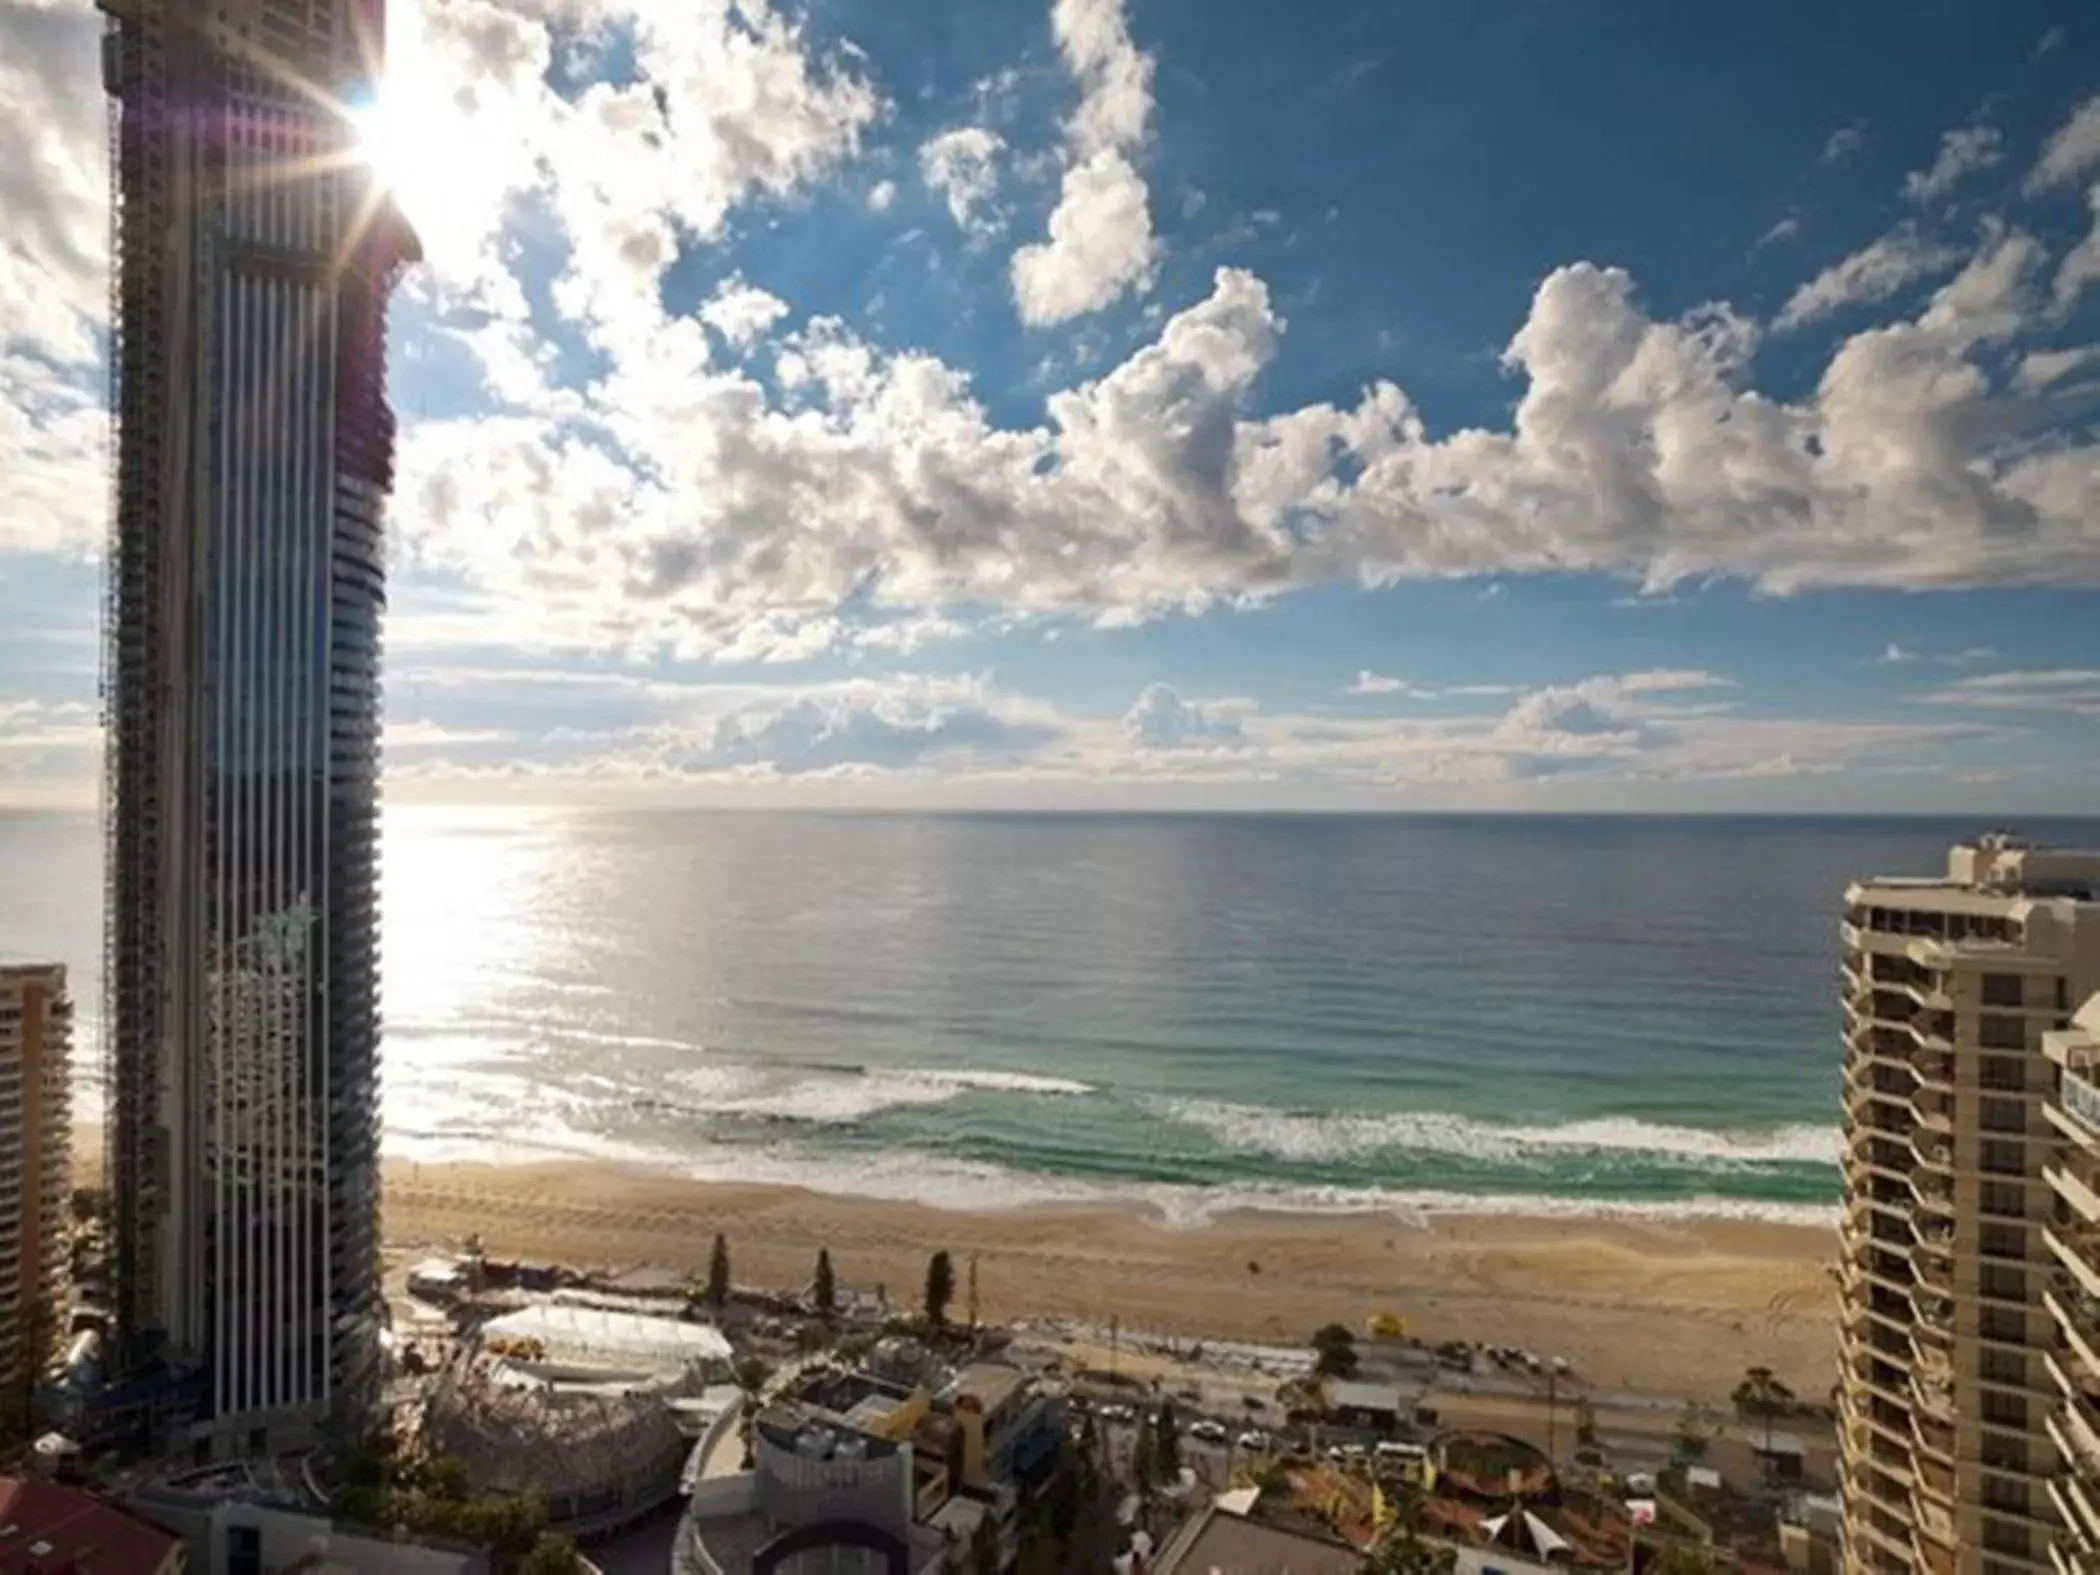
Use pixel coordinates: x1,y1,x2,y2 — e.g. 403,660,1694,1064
3,0,2099,809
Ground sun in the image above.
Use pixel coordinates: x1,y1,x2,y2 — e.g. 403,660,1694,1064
349,89,435,232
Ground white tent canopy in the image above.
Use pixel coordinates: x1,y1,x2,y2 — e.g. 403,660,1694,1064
481,1303,732,1367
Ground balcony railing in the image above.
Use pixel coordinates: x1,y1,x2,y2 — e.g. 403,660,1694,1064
2068,1073,2100,1141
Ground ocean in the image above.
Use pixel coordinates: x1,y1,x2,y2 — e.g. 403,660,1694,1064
8,808,2097,1227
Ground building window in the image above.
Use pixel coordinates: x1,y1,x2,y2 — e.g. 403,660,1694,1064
1980,1139,2028,1177
1981,1097,2027,1135
229,1525,261,1575
1980,1015,2029,1050
1981,974,2024,1008
1979,1055,2026,1093
1980,1181,2028,1220
1980,1391,2028,1428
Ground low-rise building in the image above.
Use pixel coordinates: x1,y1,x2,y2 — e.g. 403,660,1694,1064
0,1476,184,1574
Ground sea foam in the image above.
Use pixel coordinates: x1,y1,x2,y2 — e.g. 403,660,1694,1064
1148,1097,1841,1168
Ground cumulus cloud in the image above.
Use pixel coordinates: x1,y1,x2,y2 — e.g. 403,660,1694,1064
1903,126,2003,203
2028,95,2100,192
1774,222,1964,330
699,275,792,352
867,179,897,211
1122,682,1247,749
1009,0,1158,325
919,126,1005,236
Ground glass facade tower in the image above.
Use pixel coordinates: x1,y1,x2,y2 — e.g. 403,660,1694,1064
99,0,414,1457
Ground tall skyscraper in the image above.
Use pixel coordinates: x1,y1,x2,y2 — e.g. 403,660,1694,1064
2043,990,2100,1575
100,0,416,1458
0,964,73,1444
1838,836,2100,1575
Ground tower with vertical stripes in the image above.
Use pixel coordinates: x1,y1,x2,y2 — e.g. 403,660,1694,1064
99,0,416,1458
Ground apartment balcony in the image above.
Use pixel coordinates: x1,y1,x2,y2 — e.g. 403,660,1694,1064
2051,1286,2100,1374
1912,1371,1956,1424
1851,1501,1919,1567
1909,1414,1957,1478
1911,1133,1955,1174
1912,1046,1956,1086
1912,1287,1955,1336
1910,1487,1958,1553
1914,1449,1956,1505
2057,1156,2100,1222
1911,1086,1955,1135
2055,1413,2100,1529
1911,1170,1955,1215
2052,1473,2100,1557
2051,1223,2100,1301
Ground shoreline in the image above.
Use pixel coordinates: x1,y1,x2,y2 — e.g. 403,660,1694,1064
377,1154,1839,1406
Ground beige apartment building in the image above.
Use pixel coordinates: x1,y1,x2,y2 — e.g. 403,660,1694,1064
2043,990,2100,1575
1839,837,2100,1575
0,961,73,1443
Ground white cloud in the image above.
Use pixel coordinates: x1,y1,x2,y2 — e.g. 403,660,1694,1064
2028,95,2100,192
1011,149,1158,325
699,274,792,351
1774,222,1964,330
1903,125,2002,203
1919,669,2100,717
867,179,897,212
0,0,110,555
1757,216,1802,248
918,126,1006,236
1009,0,1158,325
1822,123,1868,165
1877,643,1995,667
2013,344,2100,390
1122,682,1249,750
1349,671,1423,697
2054,185,2100,311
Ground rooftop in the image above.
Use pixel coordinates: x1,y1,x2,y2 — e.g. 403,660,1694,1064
0,1477,179,1574
1328,1379,1404,1412
1152,1504,1360,1575
942,1364,1030,1414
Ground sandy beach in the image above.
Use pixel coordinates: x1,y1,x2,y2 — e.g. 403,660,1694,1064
376,1157,1838,1406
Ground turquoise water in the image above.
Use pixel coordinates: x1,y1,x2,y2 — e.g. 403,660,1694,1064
9,809,2098,1223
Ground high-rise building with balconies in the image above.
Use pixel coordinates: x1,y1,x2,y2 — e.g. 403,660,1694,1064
0,963,72,1445
2042,992,2100,1575
1839,836,2100,1575
98,0,417,1458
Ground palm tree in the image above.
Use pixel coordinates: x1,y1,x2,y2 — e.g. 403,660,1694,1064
1731,1365,1795,1469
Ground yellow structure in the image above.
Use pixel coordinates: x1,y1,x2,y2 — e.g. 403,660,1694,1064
1838,837,2100,1575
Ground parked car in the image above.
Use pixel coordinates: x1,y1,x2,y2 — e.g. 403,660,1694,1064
1237,1429,1272,1452
1189,1420,1229,1443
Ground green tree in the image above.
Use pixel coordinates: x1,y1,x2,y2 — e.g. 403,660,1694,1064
707,1233,732,1312
1154,1400,1182,1483
520,1533,585,1574
1313,1322,1361,1380
735,1354,773,1396
1361,1530,1458,1575
814,1247,837,1317
925,1249,956,1330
